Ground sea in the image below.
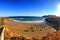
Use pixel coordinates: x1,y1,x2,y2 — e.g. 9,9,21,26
8,16,45,23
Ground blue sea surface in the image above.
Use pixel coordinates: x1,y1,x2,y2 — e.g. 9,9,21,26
9,16,44,21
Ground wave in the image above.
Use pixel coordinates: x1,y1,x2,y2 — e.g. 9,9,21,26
13,20,44,23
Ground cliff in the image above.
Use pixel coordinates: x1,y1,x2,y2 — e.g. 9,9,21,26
45,15,60,30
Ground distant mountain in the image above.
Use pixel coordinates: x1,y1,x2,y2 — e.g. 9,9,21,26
42,15,57,18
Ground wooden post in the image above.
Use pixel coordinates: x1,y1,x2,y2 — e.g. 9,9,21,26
1,27,5,40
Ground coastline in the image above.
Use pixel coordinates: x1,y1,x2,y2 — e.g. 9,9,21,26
13,20,44,23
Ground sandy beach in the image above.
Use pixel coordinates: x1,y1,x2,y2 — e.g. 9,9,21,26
4,20,56,40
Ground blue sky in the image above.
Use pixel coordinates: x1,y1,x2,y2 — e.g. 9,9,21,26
0,0,60,16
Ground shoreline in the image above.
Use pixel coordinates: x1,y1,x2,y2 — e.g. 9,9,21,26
13,20,44,23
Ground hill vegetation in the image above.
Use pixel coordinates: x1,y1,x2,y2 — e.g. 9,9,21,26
0,17,5,26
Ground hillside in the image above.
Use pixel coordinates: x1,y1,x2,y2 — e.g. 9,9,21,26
45,15,60,30
0,16,60,40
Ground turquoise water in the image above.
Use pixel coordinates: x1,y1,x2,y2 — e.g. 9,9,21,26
9,16,44,21
14,17,43,21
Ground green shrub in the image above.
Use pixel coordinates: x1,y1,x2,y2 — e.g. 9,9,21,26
0,18,5,26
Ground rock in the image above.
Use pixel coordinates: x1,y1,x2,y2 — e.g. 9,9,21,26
45,15,60,30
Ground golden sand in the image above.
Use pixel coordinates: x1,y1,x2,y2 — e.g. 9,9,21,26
4,21,56,39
